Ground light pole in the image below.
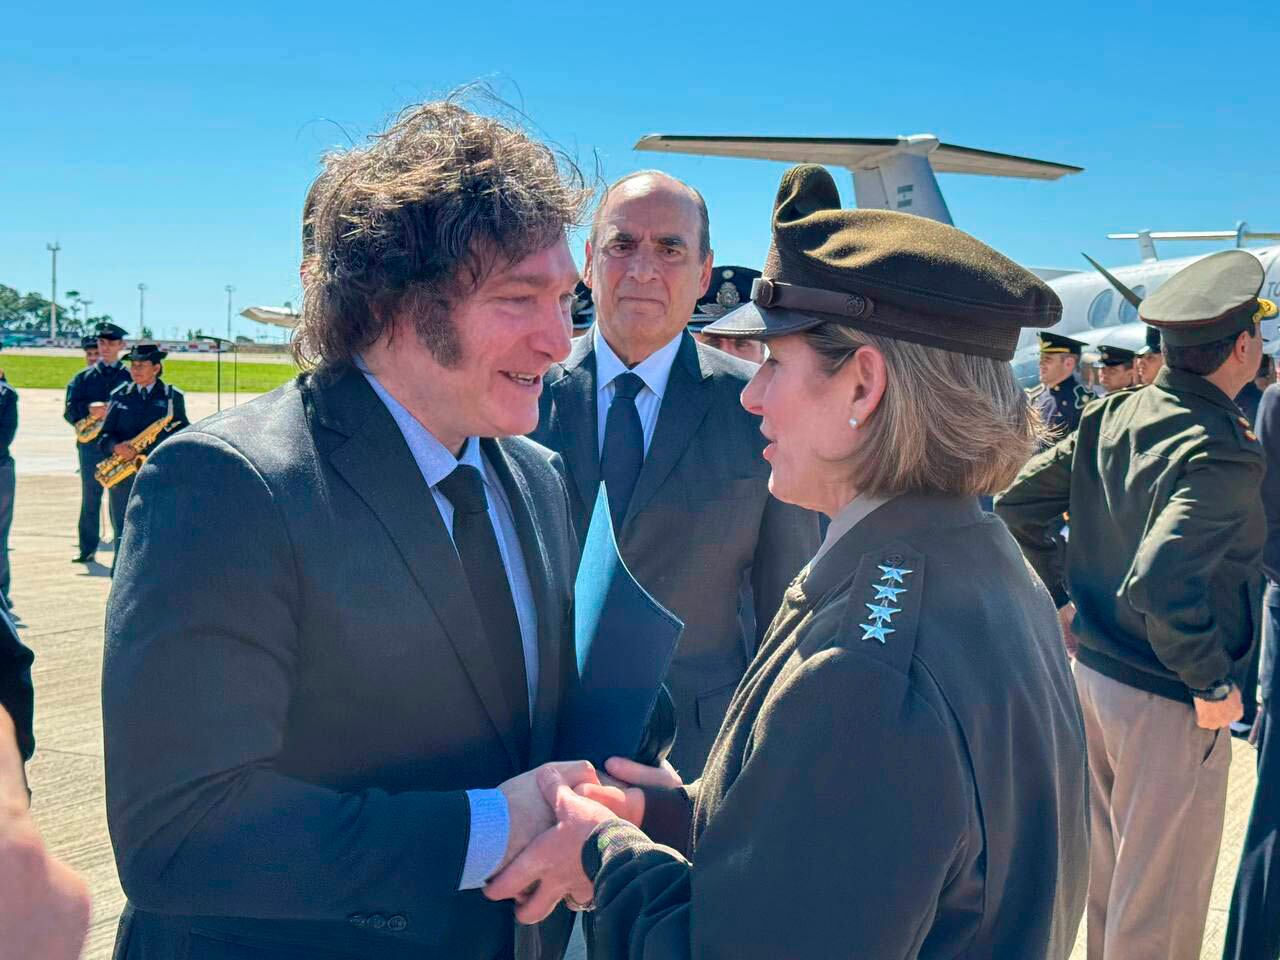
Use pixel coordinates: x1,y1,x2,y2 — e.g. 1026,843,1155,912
46,242,60,340
138,283,147,334
224,285,235,343
80,299,93,331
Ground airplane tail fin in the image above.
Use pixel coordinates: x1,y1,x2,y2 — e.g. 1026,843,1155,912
633,134,1082,226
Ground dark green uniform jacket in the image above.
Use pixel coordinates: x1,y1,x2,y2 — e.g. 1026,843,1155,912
995,366,1264,702
582,495,1088,960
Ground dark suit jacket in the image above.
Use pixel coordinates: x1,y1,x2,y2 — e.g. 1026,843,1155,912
103,366,577,960
530,333,820,775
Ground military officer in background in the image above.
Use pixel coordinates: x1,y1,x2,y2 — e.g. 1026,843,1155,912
64,322,131,563
98,344,189,567
1028,331,1091,446
997,249,1269,960
1135,326,1163,385
1093,343,1137,394
80,335,99,367
688,265,765,365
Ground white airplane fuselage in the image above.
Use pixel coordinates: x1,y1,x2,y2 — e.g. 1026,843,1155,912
1024,245,1280,351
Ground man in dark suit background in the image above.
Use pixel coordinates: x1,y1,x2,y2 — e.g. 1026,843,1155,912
531,171,820,777
103,100,596,960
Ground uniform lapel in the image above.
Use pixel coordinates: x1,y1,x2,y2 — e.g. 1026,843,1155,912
483,438,563,767
624,333,712,525
548,336,600,511
312,369,525,772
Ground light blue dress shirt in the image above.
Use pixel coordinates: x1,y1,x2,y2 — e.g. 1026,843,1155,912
593,326,684,458
361,368,539,891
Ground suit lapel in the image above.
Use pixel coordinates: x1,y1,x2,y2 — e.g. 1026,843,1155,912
484,438,562,767
312,369,525,772
625,333,713,525
549,337,600,512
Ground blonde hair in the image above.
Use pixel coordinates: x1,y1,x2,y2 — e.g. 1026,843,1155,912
804,323,1047,496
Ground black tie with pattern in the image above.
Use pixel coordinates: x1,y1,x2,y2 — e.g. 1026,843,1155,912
436,463,530,757
600,372,646,533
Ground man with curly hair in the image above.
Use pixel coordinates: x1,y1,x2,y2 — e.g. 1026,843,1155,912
103,99,596,960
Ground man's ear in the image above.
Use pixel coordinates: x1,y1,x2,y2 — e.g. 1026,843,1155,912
697,249,714,298
583,240,595,289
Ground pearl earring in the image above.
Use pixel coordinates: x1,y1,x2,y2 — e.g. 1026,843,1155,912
849,417,859,430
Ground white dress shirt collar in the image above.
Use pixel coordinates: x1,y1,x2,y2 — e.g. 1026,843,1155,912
593,326,683,400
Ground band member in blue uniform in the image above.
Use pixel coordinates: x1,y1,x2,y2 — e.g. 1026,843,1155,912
98,344,189,567
80,335,99,366
63,322,130,563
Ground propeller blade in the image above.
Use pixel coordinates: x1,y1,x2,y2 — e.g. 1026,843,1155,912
1082,253,1144,309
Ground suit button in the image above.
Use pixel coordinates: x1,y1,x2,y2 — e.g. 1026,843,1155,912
348,913,367,928
388,915,408,932
367,913,387,930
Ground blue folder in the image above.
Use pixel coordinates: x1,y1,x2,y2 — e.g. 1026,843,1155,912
556,484,684,767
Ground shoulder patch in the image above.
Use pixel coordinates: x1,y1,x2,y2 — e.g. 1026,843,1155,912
835,543,926,675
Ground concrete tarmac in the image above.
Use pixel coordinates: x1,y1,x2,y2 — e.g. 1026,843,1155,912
10,387,1259,960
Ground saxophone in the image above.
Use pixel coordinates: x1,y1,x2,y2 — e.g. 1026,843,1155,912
73,403,107,444
95,413,177,489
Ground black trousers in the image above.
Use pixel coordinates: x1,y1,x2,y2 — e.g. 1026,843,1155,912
1223,585,1280,960
108,475,135,575
76,443,111,555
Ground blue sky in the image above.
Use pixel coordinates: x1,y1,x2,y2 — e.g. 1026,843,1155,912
2,0,1274,341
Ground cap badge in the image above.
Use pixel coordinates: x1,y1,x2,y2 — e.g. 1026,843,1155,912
844,293,869,318
715,280,741,310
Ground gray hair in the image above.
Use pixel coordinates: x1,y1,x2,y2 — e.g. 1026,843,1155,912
804,323,1048,496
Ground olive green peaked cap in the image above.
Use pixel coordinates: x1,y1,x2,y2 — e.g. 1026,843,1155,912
1140,249,1275,347
704,164,1062,359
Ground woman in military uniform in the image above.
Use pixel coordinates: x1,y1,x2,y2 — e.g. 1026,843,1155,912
486,165,1089,959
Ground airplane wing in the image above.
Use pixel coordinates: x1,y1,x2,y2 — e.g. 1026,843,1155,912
634,135,1083,181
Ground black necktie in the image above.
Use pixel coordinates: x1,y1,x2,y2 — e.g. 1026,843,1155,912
436,464,530,756
600,372,645,532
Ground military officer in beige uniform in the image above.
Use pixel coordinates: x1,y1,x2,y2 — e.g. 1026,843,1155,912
997,249,1270,960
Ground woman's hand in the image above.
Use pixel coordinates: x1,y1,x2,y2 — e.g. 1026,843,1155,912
484,766,621,923
577,756,683,827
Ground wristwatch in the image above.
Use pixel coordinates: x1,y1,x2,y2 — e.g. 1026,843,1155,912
1189,679,1234,702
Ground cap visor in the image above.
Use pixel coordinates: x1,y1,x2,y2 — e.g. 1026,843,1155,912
701,301,827,340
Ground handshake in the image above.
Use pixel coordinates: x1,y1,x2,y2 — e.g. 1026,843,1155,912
482,756,681,923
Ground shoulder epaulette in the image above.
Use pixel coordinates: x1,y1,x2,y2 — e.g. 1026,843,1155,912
833,542,926,676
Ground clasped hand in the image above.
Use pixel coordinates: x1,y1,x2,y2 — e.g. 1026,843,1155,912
486,757,680,923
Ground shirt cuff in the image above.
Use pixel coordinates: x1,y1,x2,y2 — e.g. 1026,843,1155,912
458,789,509,890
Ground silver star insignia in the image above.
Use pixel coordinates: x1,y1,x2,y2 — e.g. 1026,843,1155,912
860,622,895,644
873,584,906,602
865,602,900,623
877,564,913,584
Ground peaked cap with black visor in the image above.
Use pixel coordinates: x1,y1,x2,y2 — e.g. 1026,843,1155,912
704,165,1062,359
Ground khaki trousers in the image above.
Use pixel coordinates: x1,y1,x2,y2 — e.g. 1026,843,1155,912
1074,662,1232,960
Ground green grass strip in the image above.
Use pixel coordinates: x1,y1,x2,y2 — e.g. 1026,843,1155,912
0,355,298,393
